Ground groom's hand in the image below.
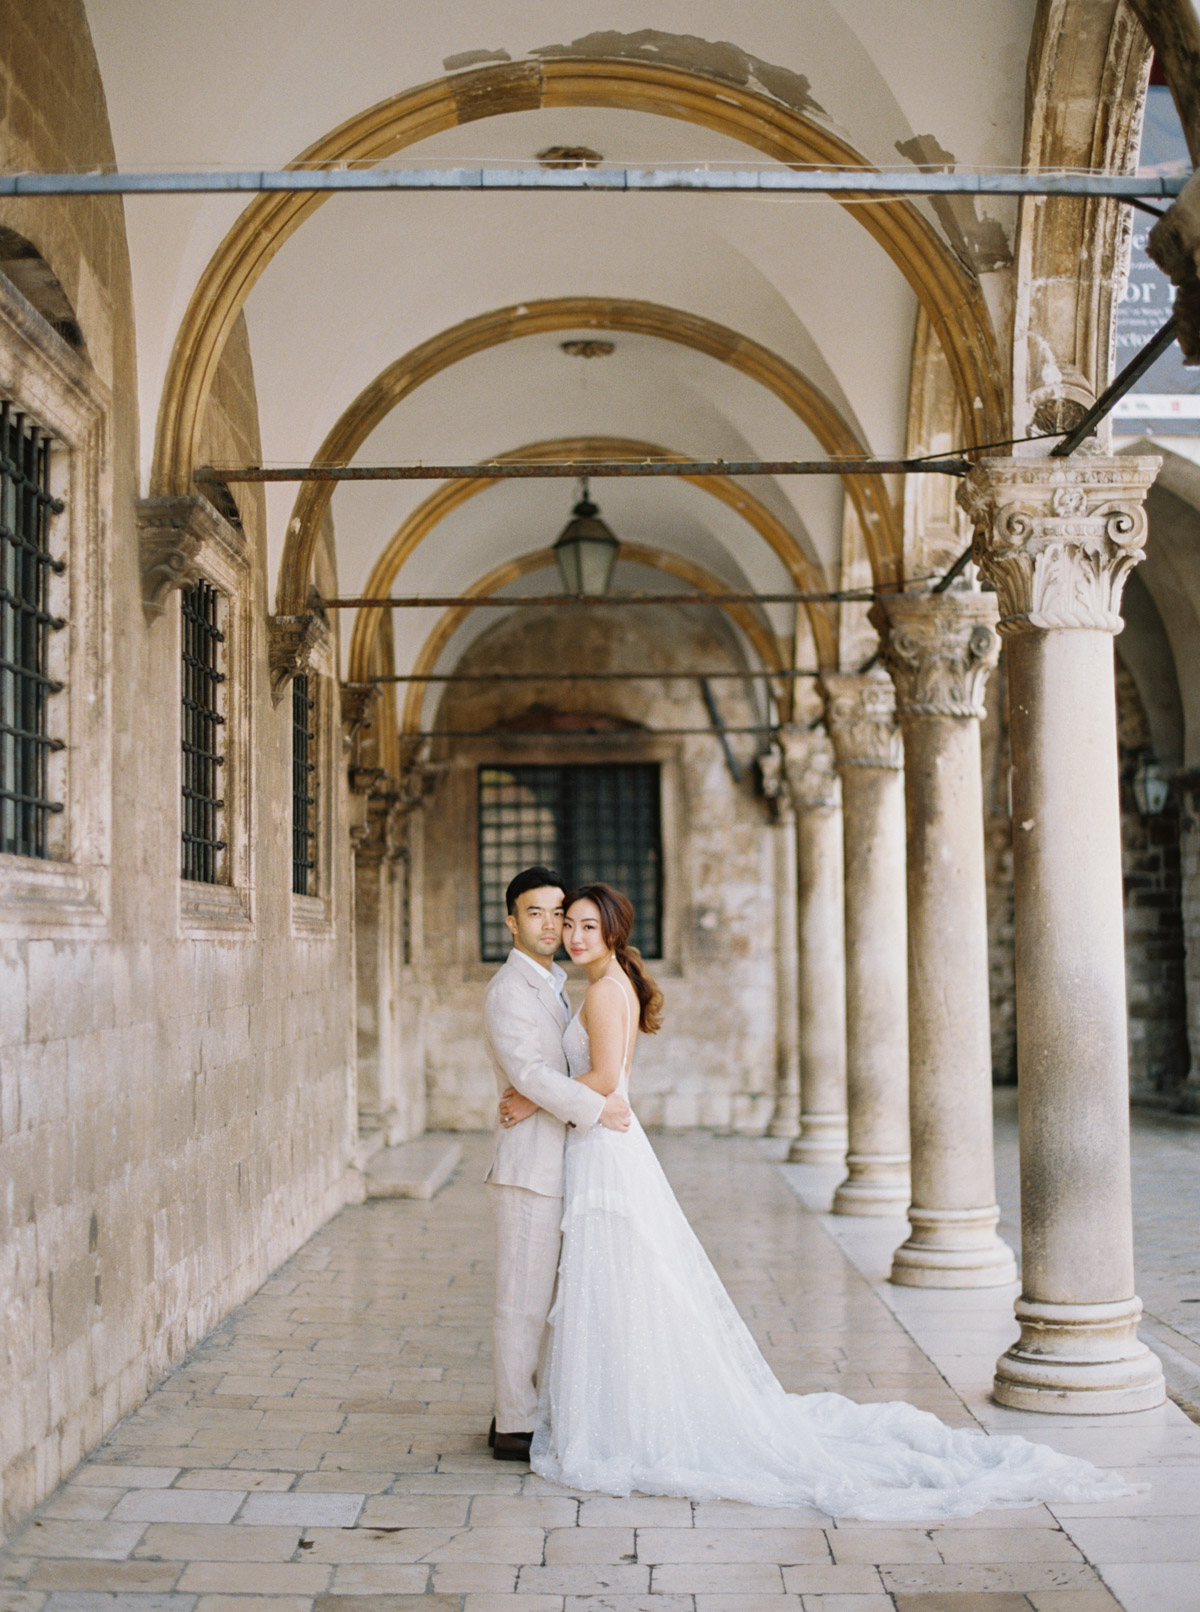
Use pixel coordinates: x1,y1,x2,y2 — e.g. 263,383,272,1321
599,1092,632,1131
499,1087,538,1127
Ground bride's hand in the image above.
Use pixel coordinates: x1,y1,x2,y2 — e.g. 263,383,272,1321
499,1087,538,1128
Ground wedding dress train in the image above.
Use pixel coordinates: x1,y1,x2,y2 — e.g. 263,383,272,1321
530,1007,1132,1521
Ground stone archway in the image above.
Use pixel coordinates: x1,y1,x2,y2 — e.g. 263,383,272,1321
340,435,837,696
275,299,902,613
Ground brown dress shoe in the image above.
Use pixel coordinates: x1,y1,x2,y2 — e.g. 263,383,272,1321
493,1429,533,1462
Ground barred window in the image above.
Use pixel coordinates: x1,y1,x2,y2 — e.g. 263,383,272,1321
291,672,316,896
0,401,64,859
181,578,226,883
478,763,662,962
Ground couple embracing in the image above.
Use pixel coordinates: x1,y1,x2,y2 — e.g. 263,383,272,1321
480,866,1130,1519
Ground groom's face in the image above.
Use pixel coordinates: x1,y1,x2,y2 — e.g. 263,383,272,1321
506,886,565,962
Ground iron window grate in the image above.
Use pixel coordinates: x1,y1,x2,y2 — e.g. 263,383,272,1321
292,672,316,895
0,400,65,859
478,762,662,962
181,578,226,883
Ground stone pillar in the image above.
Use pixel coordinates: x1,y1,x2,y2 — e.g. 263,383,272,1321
821,673,910,1214
875,591,1017,1287
780,724,848,1164
766,779,802,1139
960,455,1165,1412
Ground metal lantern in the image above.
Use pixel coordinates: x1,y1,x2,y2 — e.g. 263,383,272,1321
553,480,620,596
1132,760,1171,816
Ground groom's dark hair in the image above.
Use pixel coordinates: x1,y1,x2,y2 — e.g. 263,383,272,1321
506,866,564,914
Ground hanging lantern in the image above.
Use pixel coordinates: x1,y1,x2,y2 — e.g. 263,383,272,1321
553,479,620,596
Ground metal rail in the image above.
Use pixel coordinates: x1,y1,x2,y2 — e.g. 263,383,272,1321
359,669,820,683
402,725,775,740
0,165,1189,200
323,586,892,610
196,456,967,484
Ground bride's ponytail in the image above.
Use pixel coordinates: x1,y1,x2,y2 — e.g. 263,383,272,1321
565,882,663,1034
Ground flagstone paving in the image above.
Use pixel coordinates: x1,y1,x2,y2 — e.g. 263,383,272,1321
1,1116,1197,1612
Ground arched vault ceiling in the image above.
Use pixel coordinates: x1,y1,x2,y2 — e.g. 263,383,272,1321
340,436,836,683
84,2,1022,495
263,329,848,600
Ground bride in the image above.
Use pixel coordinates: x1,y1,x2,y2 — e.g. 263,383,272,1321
501,881,1132,1521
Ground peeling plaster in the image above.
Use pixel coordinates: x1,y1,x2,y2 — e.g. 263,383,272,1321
442,47,512,71
529,30,826,121
895,134,1013,275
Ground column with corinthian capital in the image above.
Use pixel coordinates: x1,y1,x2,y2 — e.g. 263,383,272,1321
874,591,1017,1287
778,721,848,1164
821,673,910,1213
959,456,1165,1411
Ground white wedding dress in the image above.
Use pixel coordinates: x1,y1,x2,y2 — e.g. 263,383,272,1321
530,994,1132,1521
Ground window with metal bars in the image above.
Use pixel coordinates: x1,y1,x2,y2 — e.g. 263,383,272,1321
0,400,64,859
292,672,316,896
180,578,227,883
478,763,662,962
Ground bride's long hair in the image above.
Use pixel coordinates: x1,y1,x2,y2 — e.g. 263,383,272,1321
565,882,663,1034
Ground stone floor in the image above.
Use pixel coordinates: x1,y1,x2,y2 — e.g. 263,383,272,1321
1,1109,1198,1612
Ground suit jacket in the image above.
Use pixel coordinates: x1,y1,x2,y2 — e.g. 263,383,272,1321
483,948,605,1197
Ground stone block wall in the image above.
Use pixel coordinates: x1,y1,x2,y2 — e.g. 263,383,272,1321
0,0,358,1540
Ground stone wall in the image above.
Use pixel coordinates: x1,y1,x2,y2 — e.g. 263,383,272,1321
415,604,779,1133
0,0,358,1539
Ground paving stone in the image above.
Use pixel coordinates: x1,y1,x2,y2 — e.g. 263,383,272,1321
25,1565,184,1593
892,1595,1035,1611
638,1526,830,1563
175,1565,330,1594
109,1492,244,1526
237,1494,364,1528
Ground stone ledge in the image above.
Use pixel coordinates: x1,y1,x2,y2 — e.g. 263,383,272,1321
365,1135,462,1201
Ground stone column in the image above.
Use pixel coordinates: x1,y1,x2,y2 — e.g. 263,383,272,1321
960,455,1165,1412
821,673,910,1214
779,723,848,1164
765,771,802,1139
875,591,1017,1287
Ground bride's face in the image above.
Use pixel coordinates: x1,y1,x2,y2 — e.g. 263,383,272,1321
563,899,609,966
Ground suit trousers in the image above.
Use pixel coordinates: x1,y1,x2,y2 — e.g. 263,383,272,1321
488,1182,563,1432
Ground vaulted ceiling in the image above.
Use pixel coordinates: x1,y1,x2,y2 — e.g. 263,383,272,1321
85,1,1042,684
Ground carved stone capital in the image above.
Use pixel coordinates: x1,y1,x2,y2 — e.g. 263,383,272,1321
776,724,841,810
820,672,903,771
136,494,249,620
340,682,381,748
957,457,1160,637
267,611,332,703
871,591,999,720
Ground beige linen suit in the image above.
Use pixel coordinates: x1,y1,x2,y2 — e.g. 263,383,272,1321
483,949,604,1431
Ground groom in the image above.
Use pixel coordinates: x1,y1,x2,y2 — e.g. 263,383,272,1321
483,866,631,1461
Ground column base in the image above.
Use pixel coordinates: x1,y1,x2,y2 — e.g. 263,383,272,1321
787,1113,848,1164
890,1205,1017,1289
993,1296,1166,1414
768,1104,800,1140
832,1153,910,1216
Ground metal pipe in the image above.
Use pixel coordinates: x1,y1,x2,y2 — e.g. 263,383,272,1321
0,165,1189,200
403,725,774,739
322,586,894,609
196,456,968,484
1050,313,1179,457
930,314,1182,590
359,669,820,682
699,677,744,781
